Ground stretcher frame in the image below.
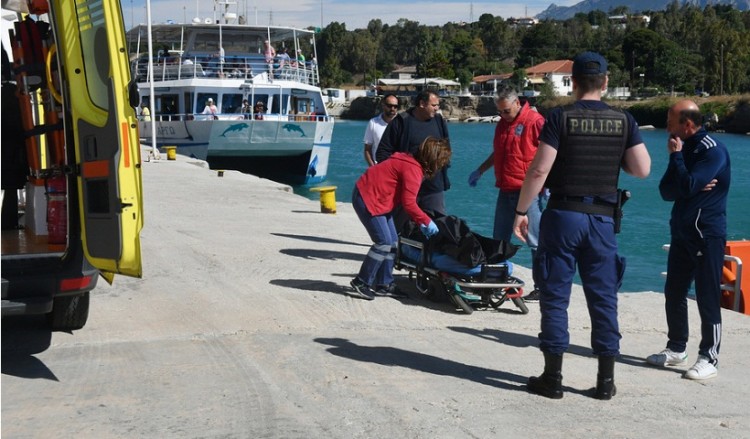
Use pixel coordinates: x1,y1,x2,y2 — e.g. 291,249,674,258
395,237,529,315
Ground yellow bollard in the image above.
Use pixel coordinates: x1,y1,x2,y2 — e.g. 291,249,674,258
163,146,177,160
309,185,337,214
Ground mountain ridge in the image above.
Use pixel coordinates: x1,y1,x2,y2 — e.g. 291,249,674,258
536,0,750,20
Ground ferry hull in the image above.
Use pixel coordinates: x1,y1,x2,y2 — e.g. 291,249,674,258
140,118,333,185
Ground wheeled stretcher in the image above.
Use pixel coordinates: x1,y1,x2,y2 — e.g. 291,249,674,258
395,237,528,315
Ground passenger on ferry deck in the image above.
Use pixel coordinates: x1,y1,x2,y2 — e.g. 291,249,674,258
202,98,218,119
254,101,265,120
276,48,291,77
264,40,276,75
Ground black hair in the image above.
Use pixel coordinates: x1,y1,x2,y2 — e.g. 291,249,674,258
414,90,438,107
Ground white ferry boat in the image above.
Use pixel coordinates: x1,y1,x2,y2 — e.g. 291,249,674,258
129,20,333,185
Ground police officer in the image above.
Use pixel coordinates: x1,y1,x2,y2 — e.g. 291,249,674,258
512,52,651,400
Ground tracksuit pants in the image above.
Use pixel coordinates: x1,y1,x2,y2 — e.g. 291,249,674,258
664,237,725,364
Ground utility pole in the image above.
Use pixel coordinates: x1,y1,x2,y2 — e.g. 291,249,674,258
720,43,724,95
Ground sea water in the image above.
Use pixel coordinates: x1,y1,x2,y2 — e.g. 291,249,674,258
297,120,750,293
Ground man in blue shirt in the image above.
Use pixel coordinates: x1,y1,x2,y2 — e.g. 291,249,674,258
513,52,651,400
647,99,731,380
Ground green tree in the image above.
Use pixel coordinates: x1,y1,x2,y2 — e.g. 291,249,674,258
517,21,565,68
318,22,351,86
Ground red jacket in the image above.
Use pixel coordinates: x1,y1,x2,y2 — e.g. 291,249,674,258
356,152,432,226
493,102,545,191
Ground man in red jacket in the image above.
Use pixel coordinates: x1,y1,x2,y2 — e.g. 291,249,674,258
468,87,545,301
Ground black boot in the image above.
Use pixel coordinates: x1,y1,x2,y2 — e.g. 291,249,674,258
593,355,617,400
527,352,563,399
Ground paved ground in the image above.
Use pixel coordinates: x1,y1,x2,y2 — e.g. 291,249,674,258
3,153,750,438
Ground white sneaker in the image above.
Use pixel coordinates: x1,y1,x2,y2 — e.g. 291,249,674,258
684,355,718,380
646,348,688,367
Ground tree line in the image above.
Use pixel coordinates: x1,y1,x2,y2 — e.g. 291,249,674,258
315,2,750,96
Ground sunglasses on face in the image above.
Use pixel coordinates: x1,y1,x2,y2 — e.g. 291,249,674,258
384,103,399,109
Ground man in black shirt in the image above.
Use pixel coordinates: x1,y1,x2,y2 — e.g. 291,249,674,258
376,90,450,216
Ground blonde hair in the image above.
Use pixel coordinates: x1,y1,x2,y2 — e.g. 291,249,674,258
414,137,451,178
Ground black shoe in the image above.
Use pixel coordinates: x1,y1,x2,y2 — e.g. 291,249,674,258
527,373,563,399
523,289,541,302
350,278,375,301
592,356,617,400
375,283,409,298
592,377,617,400
528,352,563,399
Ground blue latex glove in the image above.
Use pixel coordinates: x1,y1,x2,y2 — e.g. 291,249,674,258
420,220,439,238
468,169,481,187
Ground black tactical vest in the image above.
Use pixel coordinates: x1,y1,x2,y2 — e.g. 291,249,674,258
545,105,628,197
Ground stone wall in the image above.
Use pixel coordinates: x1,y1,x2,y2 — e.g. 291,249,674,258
343,96,497,121
342,95,750,134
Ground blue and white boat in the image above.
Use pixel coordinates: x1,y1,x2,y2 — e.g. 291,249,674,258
129,18,333,185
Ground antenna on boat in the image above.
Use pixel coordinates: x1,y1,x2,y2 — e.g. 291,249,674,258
144,0,161,161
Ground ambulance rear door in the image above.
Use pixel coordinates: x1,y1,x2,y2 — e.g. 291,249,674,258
50,0,143,279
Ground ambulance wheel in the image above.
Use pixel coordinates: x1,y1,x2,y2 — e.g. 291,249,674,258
48,292,90,330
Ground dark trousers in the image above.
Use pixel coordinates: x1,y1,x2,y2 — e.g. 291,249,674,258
352,187,398,288
664,237,725,363
534,209,625,356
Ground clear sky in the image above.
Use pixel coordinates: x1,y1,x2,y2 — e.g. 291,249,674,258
125,0,580,31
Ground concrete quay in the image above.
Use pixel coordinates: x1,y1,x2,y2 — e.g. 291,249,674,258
2,152,749,438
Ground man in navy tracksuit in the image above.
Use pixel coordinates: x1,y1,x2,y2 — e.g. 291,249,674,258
647,99,731,380
512,52,652,400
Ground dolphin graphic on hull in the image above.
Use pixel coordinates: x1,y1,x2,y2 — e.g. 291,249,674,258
282,123,307,137
220,122,250,137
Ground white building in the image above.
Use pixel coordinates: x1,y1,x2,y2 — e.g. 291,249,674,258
526,60,573,96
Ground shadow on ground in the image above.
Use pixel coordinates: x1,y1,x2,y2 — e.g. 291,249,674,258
2,315,58,381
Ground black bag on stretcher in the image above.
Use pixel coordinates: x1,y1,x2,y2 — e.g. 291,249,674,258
402,213,519,268
395,213,528,315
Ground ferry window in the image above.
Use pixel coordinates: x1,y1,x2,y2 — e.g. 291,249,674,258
296,98,312,114
194,34,220,52
183,92,194,114
270,94,289,115
158,94,179,121
158,94,178,114
197,93,218,112
222,94,243,114
251,94,269,110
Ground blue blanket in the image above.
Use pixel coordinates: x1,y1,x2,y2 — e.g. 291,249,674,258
400,245,513,278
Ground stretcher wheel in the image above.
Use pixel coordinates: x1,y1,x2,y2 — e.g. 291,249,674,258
512,297,529,314
450,292,474,314
489,292,507,309
423,277,446,302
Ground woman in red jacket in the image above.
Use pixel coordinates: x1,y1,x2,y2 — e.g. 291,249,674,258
350,137,451,300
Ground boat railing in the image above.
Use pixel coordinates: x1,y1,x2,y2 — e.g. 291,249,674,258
133,55,319,86
139,112,332,123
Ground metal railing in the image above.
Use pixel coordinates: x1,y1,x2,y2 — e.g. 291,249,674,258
133,55,319,86
138,112,332,123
